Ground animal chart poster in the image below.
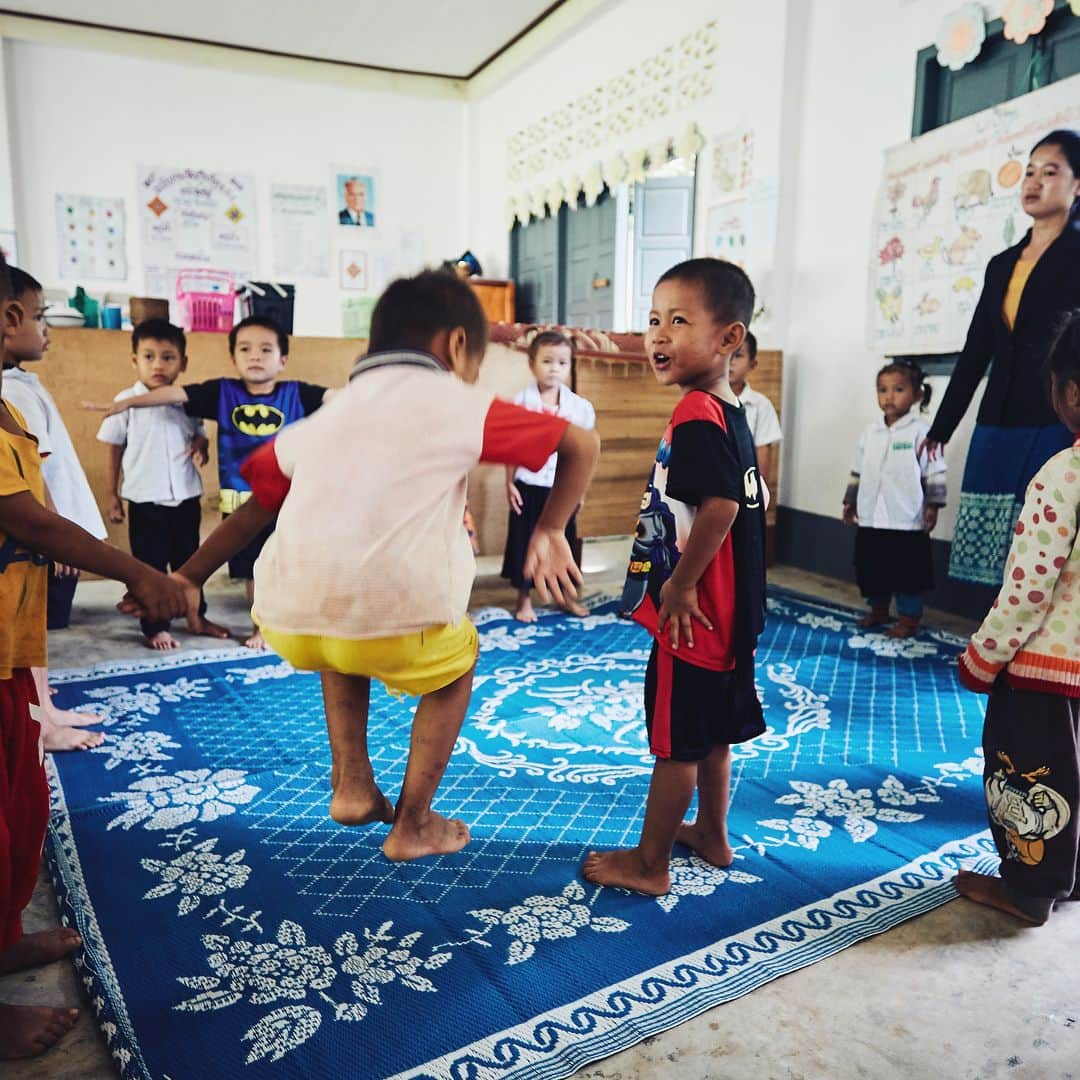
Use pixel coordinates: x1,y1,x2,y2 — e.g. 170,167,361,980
54,194,127,280
867,74,1080,355
138,166,257,284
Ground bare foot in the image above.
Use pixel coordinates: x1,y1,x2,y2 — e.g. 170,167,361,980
954,870,1047,925
561,600,589,618
41,704,100,729
0,1003,79,1060
675,822,734,868
885,618,920,639
42,718,104,752
582,849,670,896
143,630,180,651
329,784,395,827
244,629,268,650
514,598,537,624
382,812,470,862
194,618,231,641
0,929,82,974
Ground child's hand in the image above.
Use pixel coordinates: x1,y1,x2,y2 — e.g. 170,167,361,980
117,566,188,623
82,400,122,415
187,435,210,467
657,579,713,650
506,481,524,515
842,504,857,526
523,527,583,606
107,494,125,524
924,505,939,532
170,572,207,632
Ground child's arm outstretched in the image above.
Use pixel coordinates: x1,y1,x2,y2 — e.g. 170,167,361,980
657,496,739,650
85,385,188,416
0,492,187,622
521,423,600,605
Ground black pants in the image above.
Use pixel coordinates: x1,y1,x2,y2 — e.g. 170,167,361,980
501,482,579,591
46,568,79,630
128,497,206,637
982,681,1080,914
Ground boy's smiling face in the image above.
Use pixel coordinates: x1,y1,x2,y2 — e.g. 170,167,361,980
5,288,48,364
133,338,186,388
646,278,745,394
232,325,286,388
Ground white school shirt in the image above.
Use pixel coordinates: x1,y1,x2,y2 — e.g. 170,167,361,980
512,381,595,487
2,366,107,538
737,382,783,448
96,382,204,506
851,411,946,531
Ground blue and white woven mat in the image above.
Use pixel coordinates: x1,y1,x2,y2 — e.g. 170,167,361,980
45,590,994,1078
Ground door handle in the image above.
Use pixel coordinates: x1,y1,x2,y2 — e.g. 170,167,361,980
592,276,611,289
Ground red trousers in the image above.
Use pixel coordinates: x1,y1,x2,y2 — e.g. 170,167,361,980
0,669,48,951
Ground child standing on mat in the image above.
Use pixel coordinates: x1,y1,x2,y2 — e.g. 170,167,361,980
502,330,596,622
2,267,111,752
728,330,782,482
0,253,188,1061
90,315,331,650
162,272,599,862
96,318,229,651
585,258,766,897
955,310,1080,926
841,359,946,638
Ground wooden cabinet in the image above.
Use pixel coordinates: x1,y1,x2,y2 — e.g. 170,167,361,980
469,279,515,325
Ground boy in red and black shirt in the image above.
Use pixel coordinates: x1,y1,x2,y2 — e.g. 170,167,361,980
586,258,766,896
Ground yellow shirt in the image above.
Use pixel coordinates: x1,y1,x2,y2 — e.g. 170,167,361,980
1002,259,1035,331
0,401,47,678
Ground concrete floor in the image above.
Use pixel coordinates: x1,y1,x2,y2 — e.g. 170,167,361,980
3,546,1078,1078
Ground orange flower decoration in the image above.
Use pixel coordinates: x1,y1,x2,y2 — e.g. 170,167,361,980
1002,0,1053,44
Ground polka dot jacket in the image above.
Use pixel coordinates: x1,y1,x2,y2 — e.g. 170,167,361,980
959,437,1080,698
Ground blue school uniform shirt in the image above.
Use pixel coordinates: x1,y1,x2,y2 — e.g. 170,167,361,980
182,378,325,512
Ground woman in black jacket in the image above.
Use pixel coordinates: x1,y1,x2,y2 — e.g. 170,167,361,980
924,129,1080,585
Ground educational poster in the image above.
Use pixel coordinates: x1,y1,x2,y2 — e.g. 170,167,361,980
342,296,375,338
338,250,368,291
271,185,329,277
54,194,127,280
868,74,1080,355
705,203,747,265
710,128,754,201
335,173,376,227
138,165,257,288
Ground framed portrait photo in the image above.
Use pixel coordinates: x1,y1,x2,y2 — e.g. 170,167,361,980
336,173,376,228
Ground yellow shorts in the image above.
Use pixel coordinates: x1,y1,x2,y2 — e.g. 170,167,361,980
259,619,479,697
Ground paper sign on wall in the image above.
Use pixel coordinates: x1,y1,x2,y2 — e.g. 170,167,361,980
339,251,368,291
271,185,330,278
138,165,257,290
54,194,127,280
867,74,1080,355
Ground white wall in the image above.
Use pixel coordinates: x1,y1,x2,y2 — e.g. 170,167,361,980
465,0,789,290
7,38,467,336
777,0,1002,540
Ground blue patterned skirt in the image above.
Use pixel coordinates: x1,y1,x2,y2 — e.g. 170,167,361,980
949,422,1072,584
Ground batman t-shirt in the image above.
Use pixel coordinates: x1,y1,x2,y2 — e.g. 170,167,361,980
183,378,325,512
620,389,766,672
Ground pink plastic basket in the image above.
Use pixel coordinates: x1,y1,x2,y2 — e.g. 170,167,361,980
175,270,236,333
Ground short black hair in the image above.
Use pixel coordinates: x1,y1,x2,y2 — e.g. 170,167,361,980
1047,309,1080,388
742,330,758,360
656,258,755,328
527,329,574,363
229,315,288,356
368,270,488,356
9,266,42,300
132,318,186,356
0,253,10,303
